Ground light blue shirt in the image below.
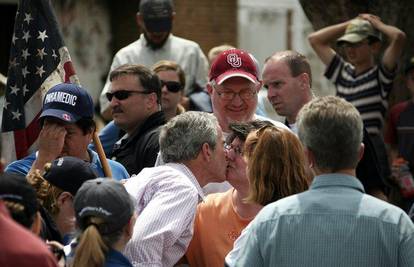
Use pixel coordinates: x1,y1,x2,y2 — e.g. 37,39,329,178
234,174,414,267
5,149,129,181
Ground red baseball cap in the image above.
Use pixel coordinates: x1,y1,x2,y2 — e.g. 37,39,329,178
209,49,260,85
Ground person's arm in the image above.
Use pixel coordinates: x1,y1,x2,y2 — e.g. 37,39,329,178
124,181,198,266
29,121,66,174
232,222,264,267
308,20,351,66
359,14,406,72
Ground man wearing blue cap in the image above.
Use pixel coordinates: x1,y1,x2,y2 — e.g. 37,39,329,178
99,0,209,120
5,83,129,180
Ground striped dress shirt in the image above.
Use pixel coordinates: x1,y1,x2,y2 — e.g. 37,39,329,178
234,174,414,267
123,163,205,267
325,54,395,135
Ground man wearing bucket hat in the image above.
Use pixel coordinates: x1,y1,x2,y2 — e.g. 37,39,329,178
5,83,129,180
99,0,209,120
308,14,406,191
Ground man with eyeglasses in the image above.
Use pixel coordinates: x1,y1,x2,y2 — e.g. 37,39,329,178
308,14,405,198
203,48,288,194
185,120,271,267
106,64,166,175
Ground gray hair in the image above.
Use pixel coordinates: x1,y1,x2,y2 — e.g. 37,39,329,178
297,96,363,171
160,111,219,163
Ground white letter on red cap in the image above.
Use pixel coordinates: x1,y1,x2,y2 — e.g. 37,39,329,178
227,54,242,68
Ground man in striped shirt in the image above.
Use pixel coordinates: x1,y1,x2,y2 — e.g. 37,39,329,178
308,14,405,187
308,14,405,135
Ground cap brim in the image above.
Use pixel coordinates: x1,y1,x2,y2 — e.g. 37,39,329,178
337,33,368,44
39,109,78,123
215,71,258,85
144,18,172,32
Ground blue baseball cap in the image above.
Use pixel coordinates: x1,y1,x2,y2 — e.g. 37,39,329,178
40,83,94,123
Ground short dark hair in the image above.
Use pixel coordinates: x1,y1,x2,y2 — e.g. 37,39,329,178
266,50,312,87
152,60,186,89
110,64,162,104
76,118,96,135
227,120,273,145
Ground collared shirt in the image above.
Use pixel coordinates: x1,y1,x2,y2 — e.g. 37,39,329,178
325,54,395,135
124,163,205,267
5,149,129,180
232,174,414,267
100,34,209,113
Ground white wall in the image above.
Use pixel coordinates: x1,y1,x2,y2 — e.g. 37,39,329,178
238,0,335,98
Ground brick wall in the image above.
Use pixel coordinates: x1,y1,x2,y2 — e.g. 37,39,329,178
173,0,237,55
109,0,237,57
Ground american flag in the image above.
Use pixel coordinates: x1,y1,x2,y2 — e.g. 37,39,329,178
1,0,79,164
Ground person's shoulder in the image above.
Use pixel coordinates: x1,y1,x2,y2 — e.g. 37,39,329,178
90,149,129,179
0,212,57,266
107,159,129,178
254,194,302,223
360,194,414,227
170,34,203,50
199,190,232,209
4,153,36,175
390,100,410,113
113,38,142,58
129,165,193,187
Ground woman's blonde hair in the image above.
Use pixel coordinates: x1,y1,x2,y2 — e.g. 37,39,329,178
245,126,310,206
26,164,63,216
152,60,186,89
71,217,110,267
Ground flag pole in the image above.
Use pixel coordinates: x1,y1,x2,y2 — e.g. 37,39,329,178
93,132,112,178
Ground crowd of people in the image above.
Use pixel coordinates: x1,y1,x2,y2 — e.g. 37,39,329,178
2,0,414,266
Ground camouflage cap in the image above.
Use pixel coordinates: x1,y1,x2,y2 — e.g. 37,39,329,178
337,18,382,45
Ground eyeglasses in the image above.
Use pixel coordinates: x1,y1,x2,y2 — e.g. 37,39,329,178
161,80,183,93
215,89,257,101
224,143,243,156
106,90,152,101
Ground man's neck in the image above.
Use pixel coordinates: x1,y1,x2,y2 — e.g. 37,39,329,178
314,168,356,177
183,160,209,188
163,108,176,122
354,60,375,75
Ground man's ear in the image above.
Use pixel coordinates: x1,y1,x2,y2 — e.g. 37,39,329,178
201,142,212,161
358,143,365,162
370,41,382,54
299,73,310,89
304,147,314,169
31,211,42,236
206,83,213,96
57,192,73,206
136,13,144,30
255,81,263,92
145,93,158,110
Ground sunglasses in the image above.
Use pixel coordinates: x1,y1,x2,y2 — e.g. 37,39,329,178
106,90,151,101
161,80,183,93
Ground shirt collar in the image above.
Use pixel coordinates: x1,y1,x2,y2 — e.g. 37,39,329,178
310,173,365,193
165,162,206,202
139,33,172,52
